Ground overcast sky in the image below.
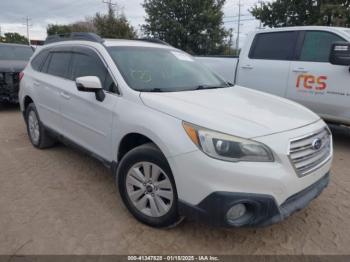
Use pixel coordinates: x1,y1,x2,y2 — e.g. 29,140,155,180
0,0,267,47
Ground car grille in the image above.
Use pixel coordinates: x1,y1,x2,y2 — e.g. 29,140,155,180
0,72,19,85
289,128,332,177
0,72,20,103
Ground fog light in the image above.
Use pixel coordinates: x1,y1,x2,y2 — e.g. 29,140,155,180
226,204,247,222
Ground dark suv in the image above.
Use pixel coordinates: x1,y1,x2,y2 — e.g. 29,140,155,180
0,43,33,104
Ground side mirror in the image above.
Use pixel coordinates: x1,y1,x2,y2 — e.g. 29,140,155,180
76,76,105,102
330,42,350,66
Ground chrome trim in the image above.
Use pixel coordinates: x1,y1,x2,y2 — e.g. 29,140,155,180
289,128,328,144
296,154,332,176
290,132,329,153
288,128,332,177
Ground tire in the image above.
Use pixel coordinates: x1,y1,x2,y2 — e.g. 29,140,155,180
117,143,180,228
25,103,56,149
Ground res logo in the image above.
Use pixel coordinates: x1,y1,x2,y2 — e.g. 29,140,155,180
296,74,328,91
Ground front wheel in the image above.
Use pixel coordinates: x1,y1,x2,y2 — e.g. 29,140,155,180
117,143,180,228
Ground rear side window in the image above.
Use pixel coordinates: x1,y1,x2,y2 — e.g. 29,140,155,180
249,32,297,60
46,52,72,78
41,53,52,73
0,45,33,61
31,49,49,71
299,31,344,62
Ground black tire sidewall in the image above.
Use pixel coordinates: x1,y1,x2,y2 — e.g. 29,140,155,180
117,144,179,228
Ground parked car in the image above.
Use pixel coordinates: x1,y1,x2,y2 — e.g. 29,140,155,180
197,26,350,126
19,33,332,228
0,43,33,104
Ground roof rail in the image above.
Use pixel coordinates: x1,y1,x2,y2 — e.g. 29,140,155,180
45,32,104,45
136,38,171,46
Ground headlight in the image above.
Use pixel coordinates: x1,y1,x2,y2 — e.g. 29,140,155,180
183,122,274,162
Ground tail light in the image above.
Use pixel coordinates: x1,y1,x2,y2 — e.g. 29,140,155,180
19,71,24,81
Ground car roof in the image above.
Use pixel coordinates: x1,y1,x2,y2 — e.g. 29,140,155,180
43,38,175,50
256,26,349,33
103,39,173,49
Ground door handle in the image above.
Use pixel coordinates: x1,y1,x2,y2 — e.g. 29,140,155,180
293,68,308,73
33,81,40,87
60,92,71,100
241,65,253,70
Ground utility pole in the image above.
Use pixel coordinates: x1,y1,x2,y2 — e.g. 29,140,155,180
102,0,118,10
102,0,119,16
24,16,32,45
258,0,262,29
236,0,242,50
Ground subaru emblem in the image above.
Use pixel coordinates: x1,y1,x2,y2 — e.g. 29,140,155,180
312,138,322,150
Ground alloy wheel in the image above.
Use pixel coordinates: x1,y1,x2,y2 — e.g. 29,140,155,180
126,161,174,217
28,110,40,144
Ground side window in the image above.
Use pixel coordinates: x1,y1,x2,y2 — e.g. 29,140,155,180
31,49,49,71
41,53,52,73
105,73,118,93
71,51,117,92
299,31,344,62
249,32,297,60
46,52,72,79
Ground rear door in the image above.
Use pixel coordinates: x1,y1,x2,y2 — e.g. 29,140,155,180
59,46,118,161
35,47,72,134
286,30,350,123
236,31,298,97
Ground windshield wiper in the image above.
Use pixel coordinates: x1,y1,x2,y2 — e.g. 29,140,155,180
135,88,165,93
195,85,228,90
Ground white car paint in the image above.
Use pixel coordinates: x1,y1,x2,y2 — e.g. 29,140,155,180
141,86,320,138
19,37,332,226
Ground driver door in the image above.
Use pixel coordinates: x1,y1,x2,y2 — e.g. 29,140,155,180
286,30,350,123
59,46,119,161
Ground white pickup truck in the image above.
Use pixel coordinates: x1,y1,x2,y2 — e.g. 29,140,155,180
197,26,350,126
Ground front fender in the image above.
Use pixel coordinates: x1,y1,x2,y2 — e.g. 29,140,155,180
112,99,197,161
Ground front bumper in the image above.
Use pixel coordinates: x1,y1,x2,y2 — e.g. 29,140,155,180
168,120,331,206
178,173,330,227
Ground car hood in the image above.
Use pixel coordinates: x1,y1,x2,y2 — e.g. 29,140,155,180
140,86,320,138
0,60,28,73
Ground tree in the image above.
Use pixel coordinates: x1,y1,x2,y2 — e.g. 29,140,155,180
0,33,29,44
93,4,137,39
47,20,96,36
47,4,136,39
47,24,73,36
319,0,350,26
70,20,96,33
251,0,350,28
142,0,231,55
250,0,321,27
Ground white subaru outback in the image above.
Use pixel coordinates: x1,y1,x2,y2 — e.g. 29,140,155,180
19,33,332,228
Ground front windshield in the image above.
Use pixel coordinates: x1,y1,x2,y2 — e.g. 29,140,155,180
108,46,227,92
0,45,33,61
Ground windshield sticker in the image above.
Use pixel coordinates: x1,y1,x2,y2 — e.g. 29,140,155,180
171,51,194,62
